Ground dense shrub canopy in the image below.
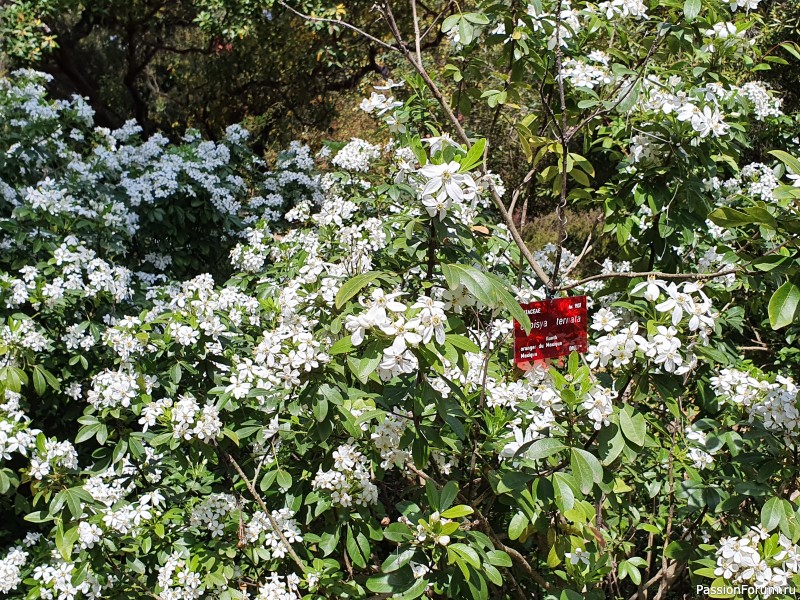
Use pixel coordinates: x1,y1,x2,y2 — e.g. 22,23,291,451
1,1,800,599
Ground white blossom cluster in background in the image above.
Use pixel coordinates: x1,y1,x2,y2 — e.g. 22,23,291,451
331,138,382,172
312,443,379,507
254,573,302,600
0,546,28,594
633,75,782,148
371,410,412,469
245,508,303,559
711,369,799,436
190,493,238,537
713,531,800,594
86,368,140,410
561,55,614,90
597,0,648,20
0,391,39,462
684,425,718,470
29,437,79,480
31,558,104,600
157,552,204,600
1,237,132,314
715,162,782,203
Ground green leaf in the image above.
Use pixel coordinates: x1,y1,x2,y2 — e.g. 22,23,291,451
346,527,367,569
449,543,480,569
444,334,480,353
366,571,415,593
394,577,428,600
335,271,383,309
683,0,701,21
768,281,800,330
486,549,512,567
770,150,800,176
761,497,793,532
440,263,531,333
440,505,473,519
440,481,458,510
462,12,490,25
570,448,603,494
552,473,576,512
619,407,646,447
459,138,486,172
707,206,754,228
276,469,292,490
381,547,416,573
441,14,461,33
508,512,529,540
525,438,567,461
329,335,355,355
32,366,46,395
347,341,382,384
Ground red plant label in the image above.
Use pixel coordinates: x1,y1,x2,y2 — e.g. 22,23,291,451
514,296,588,364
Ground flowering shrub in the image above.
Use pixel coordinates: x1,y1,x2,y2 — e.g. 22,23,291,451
1,0,800,599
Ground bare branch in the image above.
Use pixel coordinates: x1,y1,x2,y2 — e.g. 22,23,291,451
278,1,399,53
558,267,739,291
220,447,307,573
379,1,553,287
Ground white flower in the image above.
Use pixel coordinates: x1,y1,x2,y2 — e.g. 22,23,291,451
379,346,418,378
631,275,664,301
565,547,590,566
591,308,619,332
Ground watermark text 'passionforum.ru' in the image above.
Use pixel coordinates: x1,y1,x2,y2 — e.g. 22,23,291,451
696,584,797,596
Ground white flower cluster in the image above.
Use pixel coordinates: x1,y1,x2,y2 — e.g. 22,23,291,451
721,162,781,203
312,443,379,507
0,391,39,461
86,368,140,410
84,444,163,506
255,573,301,600
231,224,272,272
416,161,478,220
685,426,717,470
597,0,648,20
245,508,303,559
723,0,761,12
0,546,27,594
711,369,799,435
1,317,49,354
157,552,203,600
702,21,745,53
101,493,160,535
739,82,783,120
172,394,223,441
77,521,103,549
359,91,402,116
32,559,103,600
359,81,408,133
588,280,716,374
29,438,79,480
371,410,411,469
2,238,133,313
714,531,800,594
331,138,381,172
190,493,237,537
561,57,613,89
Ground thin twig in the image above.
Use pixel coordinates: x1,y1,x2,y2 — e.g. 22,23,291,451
220,447,307,573
405,463,552,591
379,1,553,288
558,267,739,291
278,1,399,52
